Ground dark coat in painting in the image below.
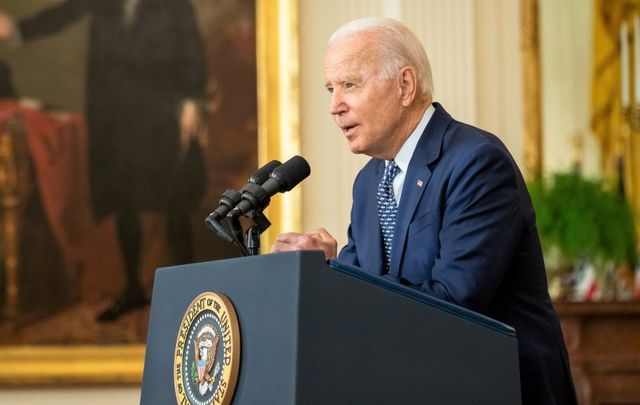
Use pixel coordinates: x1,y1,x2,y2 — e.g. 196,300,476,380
19,0,206,219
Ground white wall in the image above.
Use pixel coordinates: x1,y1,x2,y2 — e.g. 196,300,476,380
299,0,523,246
473,0,523,168
540,0,597,175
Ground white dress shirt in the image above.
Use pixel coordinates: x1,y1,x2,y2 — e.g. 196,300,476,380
386,103,435,203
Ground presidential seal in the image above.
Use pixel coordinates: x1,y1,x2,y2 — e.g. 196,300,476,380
174,292,240,405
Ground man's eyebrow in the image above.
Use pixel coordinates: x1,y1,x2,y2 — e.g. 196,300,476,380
326,75,360,87
342,74,360,82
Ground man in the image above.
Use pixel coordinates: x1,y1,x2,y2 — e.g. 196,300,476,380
0,0,206,321
272,17,577,404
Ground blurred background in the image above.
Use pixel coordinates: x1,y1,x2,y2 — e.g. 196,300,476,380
0,0,638,403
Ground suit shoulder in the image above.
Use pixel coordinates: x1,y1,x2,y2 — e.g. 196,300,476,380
446,120,506,148
350,158,382,195
442,120,516,163
354,158,381,181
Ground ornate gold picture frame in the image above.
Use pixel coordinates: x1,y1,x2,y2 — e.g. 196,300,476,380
0,0,300,386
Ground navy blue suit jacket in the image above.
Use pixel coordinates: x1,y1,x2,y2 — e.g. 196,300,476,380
338,103,577,405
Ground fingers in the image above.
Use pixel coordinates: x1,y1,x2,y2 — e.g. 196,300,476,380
272,232,316,253
273,229,338,261
274,232,298,243
314,228,338,260
310,227,334,242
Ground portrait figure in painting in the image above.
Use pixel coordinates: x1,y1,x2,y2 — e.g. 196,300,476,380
0,0,256,344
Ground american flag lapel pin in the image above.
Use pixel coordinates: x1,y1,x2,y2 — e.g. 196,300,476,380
417,179,424,188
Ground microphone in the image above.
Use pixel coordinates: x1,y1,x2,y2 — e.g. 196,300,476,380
247,159,283,186
205,160,281,243
228,155,310,218
205,159,282,222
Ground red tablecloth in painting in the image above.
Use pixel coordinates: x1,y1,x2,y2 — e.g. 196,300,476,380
0,100,123,301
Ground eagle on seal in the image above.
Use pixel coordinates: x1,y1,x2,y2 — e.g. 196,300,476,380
194,325,219,388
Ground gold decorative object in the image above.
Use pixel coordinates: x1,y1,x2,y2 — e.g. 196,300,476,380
0,345,145,385
520,0,543,181
0,116,23,323
257,0,302,248
516,0,640,238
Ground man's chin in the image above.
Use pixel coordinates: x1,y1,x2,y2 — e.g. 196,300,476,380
347,141,366,155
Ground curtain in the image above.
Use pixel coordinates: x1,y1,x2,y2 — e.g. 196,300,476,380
591,0,640,237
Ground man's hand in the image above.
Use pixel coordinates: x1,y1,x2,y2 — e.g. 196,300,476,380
0,12,16,41
272,228,338,260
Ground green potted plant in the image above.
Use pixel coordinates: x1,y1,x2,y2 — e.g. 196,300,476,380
528,172,637,297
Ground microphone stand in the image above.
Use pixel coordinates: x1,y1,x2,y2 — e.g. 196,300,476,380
228,214,248,256
223,208,271,256
245,210,271,256
205,216,248,256
246,227,260,256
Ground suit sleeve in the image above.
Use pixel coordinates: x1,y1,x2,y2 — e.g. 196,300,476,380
338,223,359,266
419,142,522,313
337,171,363,267
18,0,91,42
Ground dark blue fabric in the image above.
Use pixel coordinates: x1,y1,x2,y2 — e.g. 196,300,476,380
338,103,577,405
328,259,516,337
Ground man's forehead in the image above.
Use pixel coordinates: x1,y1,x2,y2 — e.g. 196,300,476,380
324,35,378,77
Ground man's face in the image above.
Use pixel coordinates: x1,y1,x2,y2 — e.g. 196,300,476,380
324,34,405,159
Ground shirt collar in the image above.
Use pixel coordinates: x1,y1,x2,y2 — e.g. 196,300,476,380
390,103,435,172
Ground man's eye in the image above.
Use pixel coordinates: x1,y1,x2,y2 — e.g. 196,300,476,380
326,86,334,93
345,82,355,89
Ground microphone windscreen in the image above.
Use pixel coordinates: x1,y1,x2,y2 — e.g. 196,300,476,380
249,160,282,185
270,155,311,191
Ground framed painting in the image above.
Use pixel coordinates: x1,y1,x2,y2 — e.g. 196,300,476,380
0,0,300,385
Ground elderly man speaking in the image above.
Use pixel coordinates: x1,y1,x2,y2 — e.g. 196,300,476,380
273,17,577,405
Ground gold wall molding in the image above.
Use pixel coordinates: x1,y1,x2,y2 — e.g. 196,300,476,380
521,0,543,180
257,0,302,248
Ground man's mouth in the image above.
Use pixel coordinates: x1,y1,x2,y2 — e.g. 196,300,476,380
341,124,358,136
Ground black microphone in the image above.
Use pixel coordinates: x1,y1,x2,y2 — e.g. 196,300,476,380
228,155,310,218
247,159,282,186
205,160,281,244
205,159,282,222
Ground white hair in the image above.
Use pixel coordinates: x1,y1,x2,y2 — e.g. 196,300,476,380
329,17,433,101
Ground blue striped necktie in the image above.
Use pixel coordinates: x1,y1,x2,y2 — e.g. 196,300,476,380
377,160,399,271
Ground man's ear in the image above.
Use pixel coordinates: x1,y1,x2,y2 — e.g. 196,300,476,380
398,66,418,107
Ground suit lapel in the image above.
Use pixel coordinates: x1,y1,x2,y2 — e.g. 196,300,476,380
389,103,452,278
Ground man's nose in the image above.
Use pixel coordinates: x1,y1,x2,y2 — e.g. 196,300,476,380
329,91,347,115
